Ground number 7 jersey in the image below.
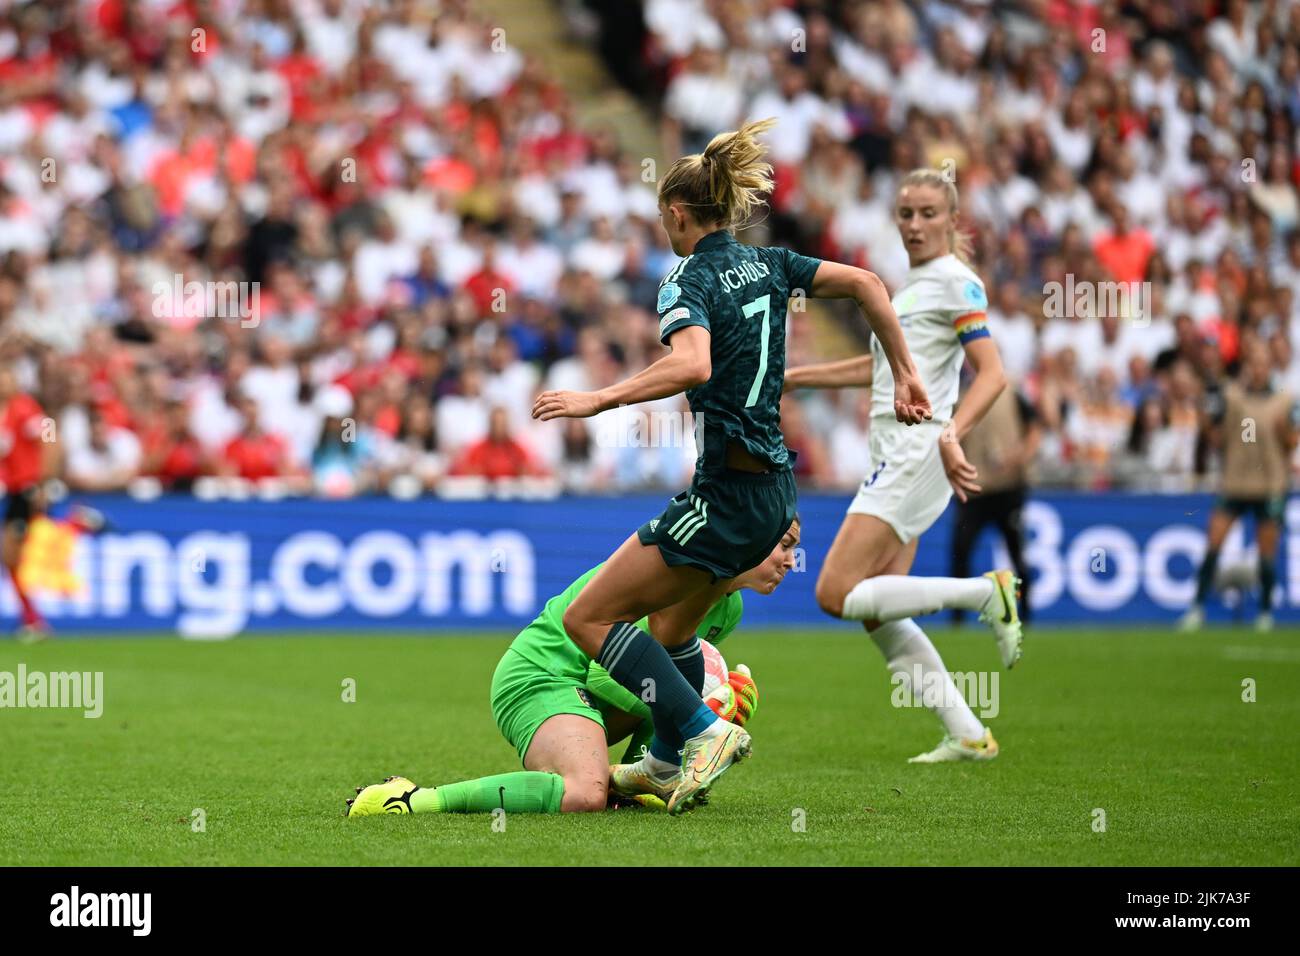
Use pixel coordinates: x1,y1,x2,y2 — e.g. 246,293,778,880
655,230,822,474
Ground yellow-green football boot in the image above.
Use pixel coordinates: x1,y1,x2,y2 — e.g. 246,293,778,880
668,723,751,815
979,570,1023,669
346,776,418,817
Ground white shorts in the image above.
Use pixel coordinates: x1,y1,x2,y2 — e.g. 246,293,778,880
846,419,952,545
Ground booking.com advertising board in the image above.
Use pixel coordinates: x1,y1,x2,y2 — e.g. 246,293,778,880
6,493,1298,637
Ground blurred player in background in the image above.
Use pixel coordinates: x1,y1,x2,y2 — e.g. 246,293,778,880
950,386,1041,626
345,521,797,817
786,169,1021,764
1181,339,1299,633
0,365,54,642
530,120,928,812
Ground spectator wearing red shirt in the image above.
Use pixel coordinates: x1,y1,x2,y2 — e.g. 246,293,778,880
463,242,516,318
450,407,548,481
277,30,326,122
1093,205,1155,286
220,394,296,484
423,141,478,196
142,400,208,491
0,366,52,637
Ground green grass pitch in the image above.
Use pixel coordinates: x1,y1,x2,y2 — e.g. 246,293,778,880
1,625,1297,866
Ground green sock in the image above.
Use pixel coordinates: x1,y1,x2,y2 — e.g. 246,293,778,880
409,771,565,813
620,720,655,765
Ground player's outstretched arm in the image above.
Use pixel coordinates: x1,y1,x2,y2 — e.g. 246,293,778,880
808,261,930,424
783,354,873,392
532,325,711,421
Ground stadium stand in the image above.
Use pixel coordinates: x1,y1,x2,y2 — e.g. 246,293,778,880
0,0,1296,499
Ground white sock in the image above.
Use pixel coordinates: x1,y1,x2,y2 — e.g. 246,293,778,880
645,753,678,776
842,575,994,622
681,717,733,743
703,716,731,737
869,618,984,740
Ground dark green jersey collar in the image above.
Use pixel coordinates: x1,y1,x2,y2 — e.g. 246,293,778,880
691,230,737,254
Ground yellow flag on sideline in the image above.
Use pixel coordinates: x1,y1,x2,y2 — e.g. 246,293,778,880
18,515,84,597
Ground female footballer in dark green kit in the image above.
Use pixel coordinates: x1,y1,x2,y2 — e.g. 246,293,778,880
535,120,931,813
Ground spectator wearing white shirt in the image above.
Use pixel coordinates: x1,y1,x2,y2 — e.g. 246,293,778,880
828,391,874,490
1114,150,1166,230
214,42,290,144
382,163,459,251
1132,42,1180,115
240,334,301,452
498,219,565,303
483,336,540,434
663,47,745,157
1206,0,1258,77
67,409,142,492
986,282,1039,385
569,218,626,283
1250,144,1300,233
1047,92,1095,174
645,0,725,60
830,176,907,282
353,211,418,306
748,64,848,166
971,149,1038,235
178,320,242,427
995,62,1049,127
436,364,491,457
546,327,616,395
300,0,359,76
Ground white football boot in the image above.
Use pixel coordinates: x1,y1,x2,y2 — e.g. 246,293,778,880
1177,606,1204,633
908,729,1000,764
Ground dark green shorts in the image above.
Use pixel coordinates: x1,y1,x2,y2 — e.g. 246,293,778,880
637,467,797,581
1217,496,1286,522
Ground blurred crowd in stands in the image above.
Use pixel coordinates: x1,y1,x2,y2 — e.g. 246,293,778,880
637,0,1300,492
0,0,1296,498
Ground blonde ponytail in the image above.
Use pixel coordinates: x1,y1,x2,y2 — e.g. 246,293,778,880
659,118,777,229
897,168,974,263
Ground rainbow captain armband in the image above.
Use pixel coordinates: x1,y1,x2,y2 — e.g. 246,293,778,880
954,311,990,344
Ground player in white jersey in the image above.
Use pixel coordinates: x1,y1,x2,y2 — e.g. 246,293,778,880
785,169,1023,763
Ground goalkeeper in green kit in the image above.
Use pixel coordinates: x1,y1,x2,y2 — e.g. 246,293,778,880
345,518,799,817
